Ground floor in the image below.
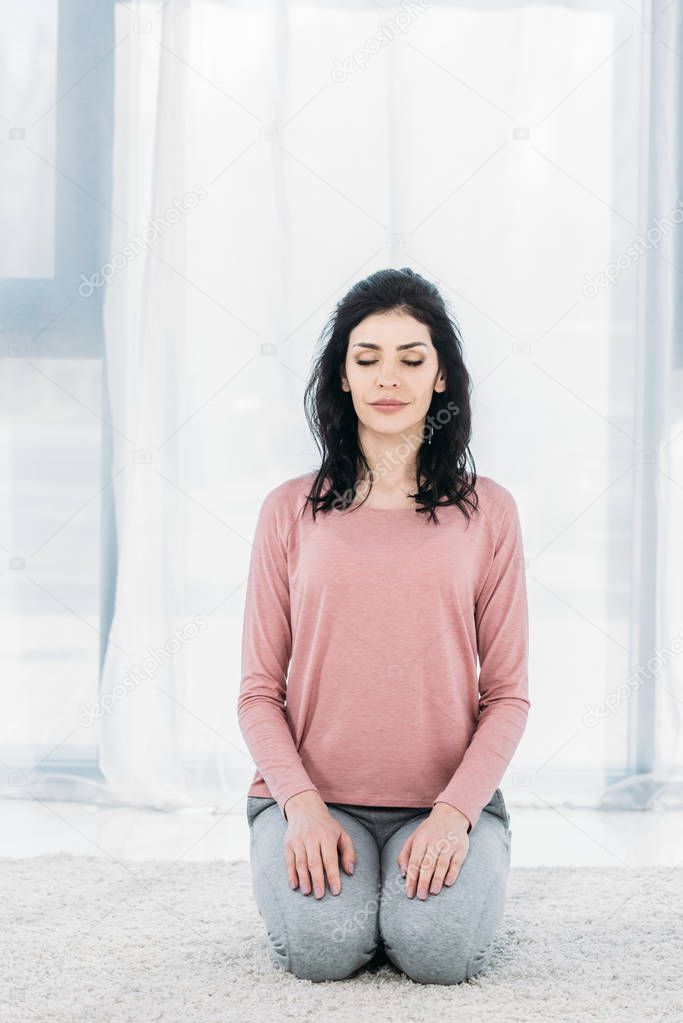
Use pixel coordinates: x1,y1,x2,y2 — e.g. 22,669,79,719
2,797,683,867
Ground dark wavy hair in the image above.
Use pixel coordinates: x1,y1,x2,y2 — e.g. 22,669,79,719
302,266,479,526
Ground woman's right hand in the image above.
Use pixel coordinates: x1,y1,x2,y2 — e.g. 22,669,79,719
283,790,356,898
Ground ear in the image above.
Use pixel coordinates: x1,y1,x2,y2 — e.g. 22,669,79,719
434,370,447,394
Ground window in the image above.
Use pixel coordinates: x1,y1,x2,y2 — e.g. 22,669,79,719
0,0,114,784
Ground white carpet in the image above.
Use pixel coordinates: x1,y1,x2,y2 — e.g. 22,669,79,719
2,853,682,1023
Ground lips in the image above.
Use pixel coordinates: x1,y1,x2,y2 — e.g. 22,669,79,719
370,401,408,407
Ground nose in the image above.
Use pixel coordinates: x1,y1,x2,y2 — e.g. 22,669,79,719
377,367,401,388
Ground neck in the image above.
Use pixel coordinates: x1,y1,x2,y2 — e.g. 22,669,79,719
356,428,423,495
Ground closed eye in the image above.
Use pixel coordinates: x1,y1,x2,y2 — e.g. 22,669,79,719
357,360,424,367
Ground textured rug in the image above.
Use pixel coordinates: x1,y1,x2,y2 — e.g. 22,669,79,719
2,853,682,1023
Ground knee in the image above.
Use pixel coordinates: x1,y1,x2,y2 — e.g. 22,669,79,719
380,912,494,986
266,913,378,983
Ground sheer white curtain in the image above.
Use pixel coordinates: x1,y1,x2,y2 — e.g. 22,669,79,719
98,0,302,810
596,5,683,814
83,0,683,815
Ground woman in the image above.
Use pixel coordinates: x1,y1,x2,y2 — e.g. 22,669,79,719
238,267,530,985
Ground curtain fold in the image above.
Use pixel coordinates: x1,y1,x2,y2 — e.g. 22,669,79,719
597,3,683,813
96,2,196,808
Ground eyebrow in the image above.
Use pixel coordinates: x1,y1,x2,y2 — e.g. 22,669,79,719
351,341,428,351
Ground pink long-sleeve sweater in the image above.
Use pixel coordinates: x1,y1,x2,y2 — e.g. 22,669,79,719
237,470,530,832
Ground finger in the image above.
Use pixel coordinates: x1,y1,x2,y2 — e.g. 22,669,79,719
338,829,356,876
396,835,413,877
443,855,462,887
285,846,299,890
416,847,438,899
405,838,427,898
320,838,342,896
294,843,312,895
305,840,326,899
428,849,454,895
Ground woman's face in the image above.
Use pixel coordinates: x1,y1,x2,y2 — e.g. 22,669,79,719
342,309,446,442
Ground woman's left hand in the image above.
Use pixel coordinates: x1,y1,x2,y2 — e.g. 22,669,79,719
396,802,470,898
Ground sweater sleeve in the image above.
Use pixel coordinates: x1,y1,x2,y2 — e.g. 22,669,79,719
237,486,320,819
432,488,531,832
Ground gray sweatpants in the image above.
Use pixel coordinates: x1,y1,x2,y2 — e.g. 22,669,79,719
246,788,512,985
